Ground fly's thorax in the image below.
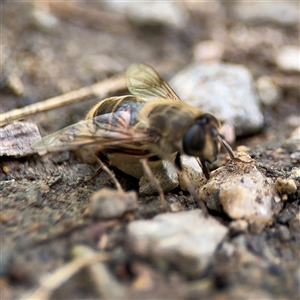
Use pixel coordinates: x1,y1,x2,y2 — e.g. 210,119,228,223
182,113,222,163
139,101,199,157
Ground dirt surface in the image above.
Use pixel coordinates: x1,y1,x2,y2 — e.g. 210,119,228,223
1,2,299,300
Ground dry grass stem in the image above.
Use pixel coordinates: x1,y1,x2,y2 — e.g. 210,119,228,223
0,74,126,126
20,250,111,300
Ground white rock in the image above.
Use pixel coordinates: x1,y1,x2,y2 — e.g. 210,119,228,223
193,40,224,62
289,168,300,180
275,46,300,72
6,74,24,96
170,63,264,136
199,152,274,222
32,6,59,32
274,178,297,195
256,76,281,106
286,114,300,128
127,210,228,278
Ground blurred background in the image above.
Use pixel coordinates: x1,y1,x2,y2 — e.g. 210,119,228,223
1,1,299,140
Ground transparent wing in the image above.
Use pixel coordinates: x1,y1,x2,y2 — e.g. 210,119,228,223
31,111,156,152
126,63,181,101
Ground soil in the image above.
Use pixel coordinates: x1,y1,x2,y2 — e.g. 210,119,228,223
1,2,299,300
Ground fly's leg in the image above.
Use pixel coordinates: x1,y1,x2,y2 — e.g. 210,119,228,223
84,164,104,182
95,156,123,192
175,153,208,216
140,158,168,211
84,154,123,192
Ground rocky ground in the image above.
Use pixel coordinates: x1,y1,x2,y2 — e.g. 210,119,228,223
1,2,299,300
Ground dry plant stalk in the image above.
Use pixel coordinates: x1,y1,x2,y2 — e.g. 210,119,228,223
49,2,131,33
0,74,126,126
20,250,112,300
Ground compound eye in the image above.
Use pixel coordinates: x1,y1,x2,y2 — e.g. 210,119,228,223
182,123,205,156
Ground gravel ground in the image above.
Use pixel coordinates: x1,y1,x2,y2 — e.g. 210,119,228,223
1,2,299,299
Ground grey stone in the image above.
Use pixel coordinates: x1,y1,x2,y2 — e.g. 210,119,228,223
170,63,264,136
139,160,178,196
127,209,228,278
89,189,138,219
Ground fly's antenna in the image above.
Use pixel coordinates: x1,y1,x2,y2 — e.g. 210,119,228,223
218,134,235,160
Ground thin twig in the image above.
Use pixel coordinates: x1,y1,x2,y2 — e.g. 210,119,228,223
49,2,131,33
20,250,111,300
0,74,126,125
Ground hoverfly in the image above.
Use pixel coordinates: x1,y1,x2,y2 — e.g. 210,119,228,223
32,63,234,210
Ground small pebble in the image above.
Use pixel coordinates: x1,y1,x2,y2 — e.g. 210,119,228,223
169,201,183,212
229,219,248,234
256,76,280,106
273,147,285,154
286,114,300,128
289,168,300,180
277,225,291,242
236,145,250,153
31,5,59,32
275,45,300,72
88,188,138,219
290,126,300,142
273,195,281,203
5,74,24,96
220,242,235,257
274,178,297,195
290,152,300,164
193,40,224,62
199,152,274,222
